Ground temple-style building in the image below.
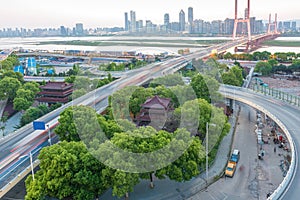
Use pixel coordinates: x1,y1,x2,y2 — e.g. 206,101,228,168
36,81,73,105
136,95,174,130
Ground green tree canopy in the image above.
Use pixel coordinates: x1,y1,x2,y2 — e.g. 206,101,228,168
0,77,21,100
190,73,211,103
25,141,108,200
255,61,272,76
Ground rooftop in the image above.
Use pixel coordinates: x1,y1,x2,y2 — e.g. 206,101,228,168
40,81,73,90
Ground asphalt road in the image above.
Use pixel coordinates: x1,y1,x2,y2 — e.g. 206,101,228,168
221,86,300,200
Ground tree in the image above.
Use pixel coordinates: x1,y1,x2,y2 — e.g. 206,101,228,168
25,141,108,200
0,59,13,71
165,129,205,182
1,70,24,83
268,59,279,67
128,87,154,118
230,66,244,86
223,52,233,60
20,107,44,126
255,61,272,76
55,105,112,142
72,88,87,99
73,76,91,91
0,77,21,100
109,169,139,198
22,82,40,94
0,111,8,136
190,74,211,103
221,71,240,86
13,88,37,111
149,74,184,88
13,97,32,111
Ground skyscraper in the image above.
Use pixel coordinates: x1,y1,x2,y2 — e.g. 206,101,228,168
75,23,84,36
164,13,170,26
124,12,129,31
130,10,136,33
60,26,67,36
188,7,193,24
179,9,185,32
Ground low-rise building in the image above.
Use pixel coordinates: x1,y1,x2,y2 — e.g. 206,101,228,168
36,81,73,105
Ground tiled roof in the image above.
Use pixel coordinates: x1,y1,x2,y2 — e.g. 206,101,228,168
40,82,73,90
141,95,171,109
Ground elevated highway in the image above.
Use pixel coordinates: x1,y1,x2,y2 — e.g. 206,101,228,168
1,33,291,198
221,85,298,200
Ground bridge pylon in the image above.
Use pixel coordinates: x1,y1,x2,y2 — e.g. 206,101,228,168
267,13,278,35
232,0,251,42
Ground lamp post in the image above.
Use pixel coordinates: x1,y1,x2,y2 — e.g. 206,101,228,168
206,122,216,187
29,151,34,180
47,124,52,145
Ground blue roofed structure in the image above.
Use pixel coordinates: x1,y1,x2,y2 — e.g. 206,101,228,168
26,57,37,75
13,66,24,75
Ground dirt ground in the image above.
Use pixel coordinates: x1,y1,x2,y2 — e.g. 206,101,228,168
259,77,300,96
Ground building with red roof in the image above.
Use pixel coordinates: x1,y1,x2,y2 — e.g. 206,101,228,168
36,81,73,105
136,95,174,130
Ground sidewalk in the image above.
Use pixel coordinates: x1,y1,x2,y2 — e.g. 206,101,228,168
100,106,239,200
0,99,7,118
0,99,22,139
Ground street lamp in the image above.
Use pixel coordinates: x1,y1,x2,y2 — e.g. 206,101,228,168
29,151,35,180
47,124,52,145
206,122,216,187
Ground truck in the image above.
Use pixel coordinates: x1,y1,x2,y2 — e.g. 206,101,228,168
230,149,240,163
225,149,240,177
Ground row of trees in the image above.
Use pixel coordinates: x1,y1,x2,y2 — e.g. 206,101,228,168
254,59,300,76
99,58,147,72
221,51,300,62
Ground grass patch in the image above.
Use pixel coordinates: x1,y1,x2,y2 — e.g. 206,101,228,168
39,39,228,48
262,40,300,47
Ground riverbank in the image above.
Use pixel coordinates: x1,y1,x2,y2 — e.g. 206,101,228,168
262,40,300,47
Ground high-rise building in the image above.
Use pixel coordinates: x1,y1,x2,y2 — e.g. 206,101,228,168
224,18,234,35
292,21,297,31
188,7,193,24
255,20,264,33
130,10,136,33
170,22,180,32
278,21,283,31
250,17,256,34
60,26,67,36
179,9,185,32
164,13,170,26
194,19,204,34
211,20,222,34
283,21,291,30
124,12,129,31
137,20,143,32
75,23,84,36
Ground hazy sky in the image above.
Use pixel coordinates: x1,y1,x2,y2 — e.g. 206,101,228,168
0,0,298,29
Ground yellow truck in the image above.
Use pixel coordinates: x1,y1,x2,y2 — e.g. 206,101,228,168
225,160,237,177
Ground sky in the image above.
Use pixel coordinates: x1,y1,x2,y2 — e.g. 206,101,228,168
0,0,299,29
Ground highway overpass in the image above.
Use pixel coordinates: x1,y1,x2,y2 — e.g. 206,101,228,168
2,33,294,198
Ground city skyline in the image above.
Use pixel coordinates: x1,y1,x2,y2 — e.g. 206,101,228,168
0,0,299,29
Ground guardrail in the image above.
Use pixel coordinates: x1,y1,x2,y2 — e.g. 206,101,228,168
223,90,296,200
251,84,300,108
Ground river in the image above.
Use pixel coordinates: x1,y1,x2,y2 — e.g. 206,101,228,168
0,36,299,54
